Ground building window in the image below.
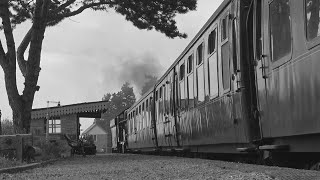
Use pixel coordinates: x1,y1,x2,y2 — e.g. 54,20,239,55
93,135,97,142
306,0,320,41
270,0,291,61
49,119,61,134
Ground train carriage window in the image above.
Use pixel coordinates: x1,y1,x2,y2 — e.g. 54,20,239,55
145,100,149,127
208,29,217,54
187,54,194,107
164,84,168,114
197,44,204,65
179,63,186,108
208,28,219,98
221,15,228,41
146,99,149,110
187,54,194,74
180,63,185,80
197,43,205,103
306,0,320,41
269,0,292,61
142,102,145,112
133,110,135,132
221,13,231,91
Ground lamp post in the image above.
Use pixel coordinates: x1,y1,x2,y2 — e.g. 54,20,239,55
46,101,60,140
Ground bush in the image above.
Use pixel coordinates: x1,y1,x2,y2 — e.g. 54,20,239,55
1,118,14,135
36,139,71,161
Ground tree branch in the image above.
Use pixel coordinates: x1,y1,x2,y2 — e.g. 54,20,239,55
51,1,115,20
52,0,76,14
0,2,16,65
0,39,6,67
17,27,32,77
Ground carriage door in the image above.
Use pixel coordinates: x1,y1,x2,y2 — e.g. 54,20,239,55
174,62,185,147
255,0,292,137
163,71,178,147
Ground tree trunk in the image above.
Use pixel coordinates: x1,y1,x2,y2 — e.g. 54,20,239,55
0,0,48,134
0,109,2,135
3,62,34,134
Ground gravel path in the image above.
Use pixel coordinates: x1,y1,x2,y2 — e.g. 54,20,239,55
1,154,320,180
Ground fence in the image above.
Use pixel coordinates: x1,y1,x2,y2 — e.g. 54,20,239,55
0,134,33,161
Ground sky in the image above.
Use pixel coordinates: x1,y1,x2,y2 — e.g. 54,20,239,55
0,0,224,131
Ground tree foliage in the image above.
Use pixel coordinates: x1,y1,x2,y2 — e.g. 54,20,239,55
5,0,197,38
0,0,197,132
141,75,158,95
101,82,136,121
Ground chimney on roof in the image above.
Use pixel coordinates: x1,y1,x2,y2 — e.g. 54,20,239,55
94,118,98,124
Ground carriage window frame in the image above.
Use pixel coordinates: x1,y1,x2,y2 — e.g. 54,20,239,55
196,41,205,103
159,86,163,99
305,0,320,49
187,54,194,74
197,43,204,65
221,13,229,44
179,63,185,81
146,99,149,110
208,25,219,99
220,10,232,93
268,0,293,68
186,53,195,107
142,102,145,112
208,28,218,55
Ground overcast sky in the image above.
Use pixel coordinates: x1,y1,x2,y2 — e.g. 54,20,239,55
0,0,224,128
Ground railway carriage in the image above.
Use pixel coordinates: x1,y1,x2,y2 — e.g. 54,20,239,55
110,110,128,153
126,89,156,151
112,0,320,168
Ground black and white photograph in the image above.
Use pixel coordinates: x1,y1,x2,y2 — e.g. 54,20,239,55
1,0,320,179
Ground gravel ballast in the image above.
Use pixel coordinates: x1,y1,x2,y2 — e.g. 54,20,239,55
1,154,320,180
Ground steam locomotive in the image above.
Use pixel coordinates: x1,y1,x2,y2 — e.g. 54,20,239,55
111,0,320,169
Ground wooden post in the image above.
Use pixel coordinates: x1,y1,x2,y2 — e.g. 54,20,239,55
16,135,23,162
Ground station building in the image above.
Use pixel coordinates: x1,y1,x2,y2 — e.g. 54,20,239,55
30,101,111,150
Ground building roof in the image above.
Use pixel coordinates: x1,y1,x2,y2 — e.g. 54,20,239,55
31,101,109,119
82,121,107,135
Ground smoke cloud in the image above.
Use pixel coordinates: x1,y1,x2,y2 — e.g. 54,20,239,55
101,52,166,97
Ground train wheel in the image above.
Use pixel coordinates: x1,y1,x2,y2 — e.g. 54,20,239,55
310,162,320,171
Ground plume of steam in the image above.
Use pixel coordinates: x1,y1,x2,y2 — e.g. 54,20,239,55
102,53,165,97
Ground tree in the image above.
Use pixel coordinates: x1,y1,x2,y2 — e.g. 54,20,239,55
102,82,136,121
0,0,197,133
141,75,158,95
0,110,2,135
